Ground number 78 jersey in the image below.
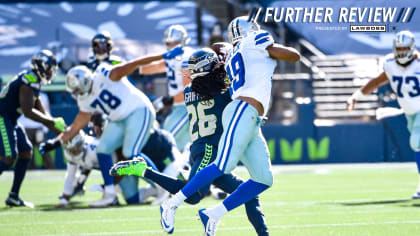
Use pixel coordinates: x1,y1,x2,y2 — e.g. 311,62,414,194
77,64,155,121
383,53,420,115
225,30,277,116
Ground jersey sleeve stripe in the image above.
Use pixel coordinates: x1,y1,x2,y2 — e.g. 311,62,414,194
256,37,269,45
255,32,269,41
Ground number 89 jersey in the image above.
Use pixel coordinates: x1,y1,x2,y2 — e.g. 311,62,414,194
383,53,420,115
225,30,277,116
78,64,155,121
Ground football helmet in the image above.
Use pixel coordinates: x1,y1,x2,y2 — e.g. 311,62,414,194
163,25,190,49
187,48,219,80
227,16,260,45
31,50,58,85
63,130,86,162
66,65,93,96
92,31,113,61
393,30,416,64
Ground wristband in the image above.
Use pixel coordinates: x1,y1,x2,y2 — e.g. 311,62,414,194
348,90,364,104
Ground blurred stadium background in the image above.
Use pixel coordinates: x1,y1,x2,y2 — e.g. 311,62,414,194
1,0,418,168
1,0,420,235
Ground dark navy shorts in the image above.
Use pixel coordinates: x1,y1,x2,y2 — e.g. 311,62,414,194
0,116,32,158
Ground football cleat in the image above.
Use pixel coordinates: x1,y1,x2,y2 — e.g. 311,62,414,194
109,157,149,177
89,193,119,207
198,209,220,236
160,200,177,234
5,193,34,208
412,192,420,199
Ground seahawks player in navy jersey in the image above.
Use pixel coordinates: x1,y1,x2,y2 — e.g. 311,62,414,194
86,32,123,71
0,50,66,207
110,45,269,235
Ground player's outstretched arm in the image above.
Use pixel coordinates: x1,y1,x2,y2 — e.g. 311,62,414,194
110,46,183,81
19,84,65,134
139,60,166,75
59,111,92,143
347,72,389,111
267,43,301,62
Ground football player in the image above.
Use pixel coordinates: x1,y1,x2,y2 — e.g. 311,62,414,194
87,32,123,71
110,44,271,235
40,46,183,207
347,30,420,198
159,16,300,235
140,25,195,151
0,50,65,207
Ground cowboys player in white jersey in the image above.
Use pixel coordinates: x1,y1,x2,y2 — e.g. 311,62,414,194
40,47,183,207
159,16,300,235
347,30,420,199
140,25,195,151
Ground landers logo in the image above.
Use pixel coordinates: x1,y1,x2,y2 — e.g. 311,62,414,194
261,7,416,24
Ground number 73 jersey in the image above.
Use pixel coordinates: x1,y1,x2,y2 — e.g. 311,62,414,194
77,64,154,121
384,53,420,115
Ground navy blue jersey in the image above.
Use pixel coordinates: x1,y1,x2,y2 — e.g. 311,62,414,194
86,55,123,71
184,85,231,156
0,70,41,123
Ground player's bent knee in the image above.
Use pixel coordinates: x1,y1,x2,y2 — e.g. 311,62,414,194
0,156,15,167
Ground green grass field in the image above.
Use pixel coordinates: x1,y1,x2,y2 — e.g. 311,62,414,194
1,163,420,236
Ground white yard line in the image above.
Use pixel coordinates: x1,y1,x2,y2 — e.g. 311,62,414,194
34,220,420,236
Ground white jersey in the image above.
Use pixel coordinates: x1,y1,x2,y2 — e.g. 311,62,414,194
78,63,155,121
225,30,276,116
383,53,420,115
64,135,99,170
165,46,195,97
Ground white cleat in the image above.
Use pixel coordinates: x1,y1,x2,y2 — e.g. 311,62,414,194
412,192,420,199
160,200,177,234
198,209,220,236
89,193,119,207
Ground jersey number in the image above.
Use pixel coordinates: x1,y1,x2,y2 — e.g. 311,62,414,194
392,76,420,98
187,100,217,142
166,63,177,89
226,52,245,94
90,90,121,115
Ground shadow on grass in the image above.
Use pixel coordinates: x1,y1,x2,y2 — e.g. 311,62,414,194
36,201,152,212
339,199,411,206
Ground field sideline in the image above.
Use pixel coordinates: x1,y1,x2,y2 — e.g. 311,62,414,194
1,163,420,236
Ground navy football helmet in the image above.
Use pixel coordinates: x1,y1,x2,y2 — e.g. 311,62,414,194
31,50,58,85
187,48,220,80
92,31,113,61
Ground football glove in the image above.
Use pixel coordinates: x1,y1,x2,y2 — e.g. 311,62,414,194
54,117,66,132
39,139,61,155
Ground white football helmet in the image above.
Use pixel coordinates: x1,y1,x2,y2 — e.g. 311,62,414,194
227,16,260,45
63,130,86,163
163,25,190,49
66,65,93,96
393,30,416,64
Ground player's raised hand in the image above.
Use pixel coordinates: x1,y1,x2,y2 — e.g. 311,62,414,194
39,139,61,155
53,117,66,132
162,46,183,59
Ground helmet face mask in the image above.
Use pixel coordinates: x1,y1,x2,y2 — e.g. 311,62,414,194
163,25,190,49
66,65,93,97
31,50,58,85
92,32,113,61
393,30,416,65
188,48,220,80
64,131,86,161
227,16,260,45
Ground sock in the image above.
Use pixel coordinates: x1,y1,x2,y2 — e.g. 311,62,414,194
0,159,9,175
206,202,228,220
181,163,223,197
144,169,186,194
104,185,115,195
244,197,269,236
11,158,30,194
223,179,269,212
97,153,114,186
171,191,187,206
415,152,420,173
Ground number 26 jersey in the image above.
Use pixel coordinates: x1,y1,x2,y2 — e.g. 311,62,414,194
383,53,420,115
77,64,155,121
225,30,277,116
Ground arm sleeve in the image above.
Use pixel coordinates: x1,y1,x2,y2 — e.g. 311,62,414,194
63,163,78,196
253,31,274,51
